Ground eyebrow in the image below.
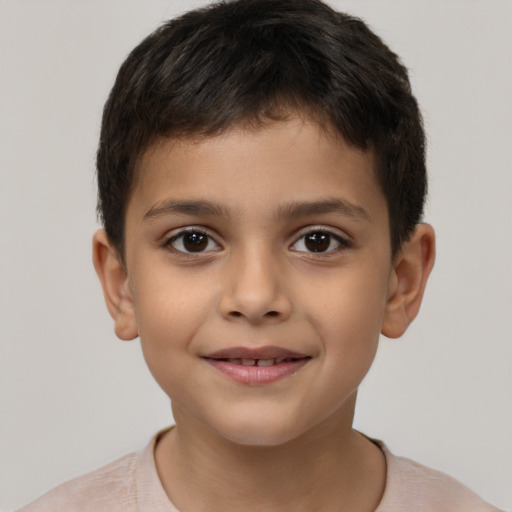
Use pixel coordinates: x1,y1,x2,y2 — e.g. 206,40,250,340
275,198,372,222
143,199,228,221
143,198,371,223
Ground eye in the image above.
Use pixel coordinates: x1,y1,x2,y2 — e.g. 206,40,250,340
291,230,349,253
167,229,220,253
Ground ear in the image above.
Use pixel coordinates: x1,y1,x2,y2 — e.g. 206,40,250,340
381,223,436,339
92,230,138,341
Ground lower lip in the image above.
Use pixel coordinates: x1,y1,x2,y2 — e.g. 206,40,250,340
204,358,310,385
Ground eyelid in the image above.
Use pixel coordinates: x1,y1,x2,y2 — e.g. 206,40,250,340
289,225,352,253
163,226,222,254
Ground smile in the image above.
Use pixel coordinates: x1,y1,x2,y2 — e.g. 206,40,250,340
203,346,311,385
222,357,298,366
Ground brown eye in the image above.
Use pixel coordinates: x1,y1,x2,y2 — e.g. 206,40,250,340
304,232,331,252
169,230,220,253
183,232,207,252
291,230,348,254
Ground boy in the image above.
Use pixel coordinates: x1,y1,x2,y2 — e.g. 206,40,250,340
18,0,503,510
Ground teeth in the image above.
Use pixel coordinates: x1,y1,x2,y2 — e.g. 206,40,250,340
224,357,295,366
256,359,275,367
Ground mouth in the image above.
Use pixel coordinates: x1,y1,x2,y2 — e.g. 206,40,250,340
211,356,304,367
203,346,311,385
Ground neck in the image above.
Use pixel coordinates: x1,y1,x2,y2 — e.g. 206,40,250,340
155,397,386,512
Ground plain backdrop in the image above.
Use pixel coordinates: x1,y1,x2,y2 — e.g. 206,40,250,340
0,1,510,510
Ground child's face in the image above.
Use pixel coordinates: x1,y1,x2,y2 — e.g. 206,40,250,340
115,116,399,446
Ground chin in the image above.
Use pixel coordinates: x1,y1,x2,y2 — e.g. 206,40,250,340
209,414,305,448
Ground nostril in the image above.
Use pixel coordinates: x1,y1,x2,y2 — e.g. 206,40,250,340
225,309,284,321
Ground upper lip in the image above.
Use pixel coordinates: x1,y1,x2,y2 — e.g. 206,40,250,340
204,346,309,360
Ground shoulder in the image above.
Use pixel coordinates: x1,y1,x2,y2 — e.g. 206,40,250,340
18,449,141,512
377,442,503,512
18,436,160,512
18,429,176,512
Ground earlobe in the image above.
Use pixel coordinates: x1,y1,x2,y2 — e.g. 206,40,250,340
381,223,436,339
92,230,138,341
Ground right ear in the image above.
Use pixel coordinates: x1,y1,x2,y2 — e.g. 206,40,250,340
92,230,138,341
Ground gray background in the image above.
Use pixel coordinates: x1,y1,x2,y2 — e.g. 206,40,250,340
1,1,511,510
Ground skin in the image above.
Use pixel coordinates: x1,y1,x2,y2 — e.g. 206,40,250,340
93,115,435,512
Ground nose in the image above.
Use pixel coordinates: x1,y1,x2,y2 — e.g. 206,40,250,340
218,244,292,324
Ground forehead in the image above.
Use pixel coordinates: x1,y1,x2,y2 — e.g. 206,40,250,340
127,116,386,226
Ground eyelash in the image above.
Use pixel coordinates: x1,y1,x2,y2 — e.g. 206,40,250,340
163,227,352,256
164,228,220,255
290,228,352,255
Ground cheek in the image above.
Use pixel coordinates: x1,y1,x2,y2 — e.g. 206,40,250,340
134,288,206,400
303,263,390,332
302,262,390,368
133,262,213,326
130,270,216,367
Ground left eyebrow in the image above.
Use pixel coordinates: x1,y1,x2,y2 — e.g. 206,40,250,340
143,199,228,221
275,198,372,223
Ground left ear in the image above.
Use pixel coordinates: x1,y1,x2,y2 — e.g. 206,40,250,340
381,223,436,339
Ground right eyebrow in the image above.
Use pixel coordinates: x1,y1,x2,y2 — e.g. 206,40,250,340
143,199,228,221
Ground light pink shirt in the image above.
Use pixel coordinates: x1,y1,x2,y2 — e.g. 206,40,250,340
19,430,502,512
